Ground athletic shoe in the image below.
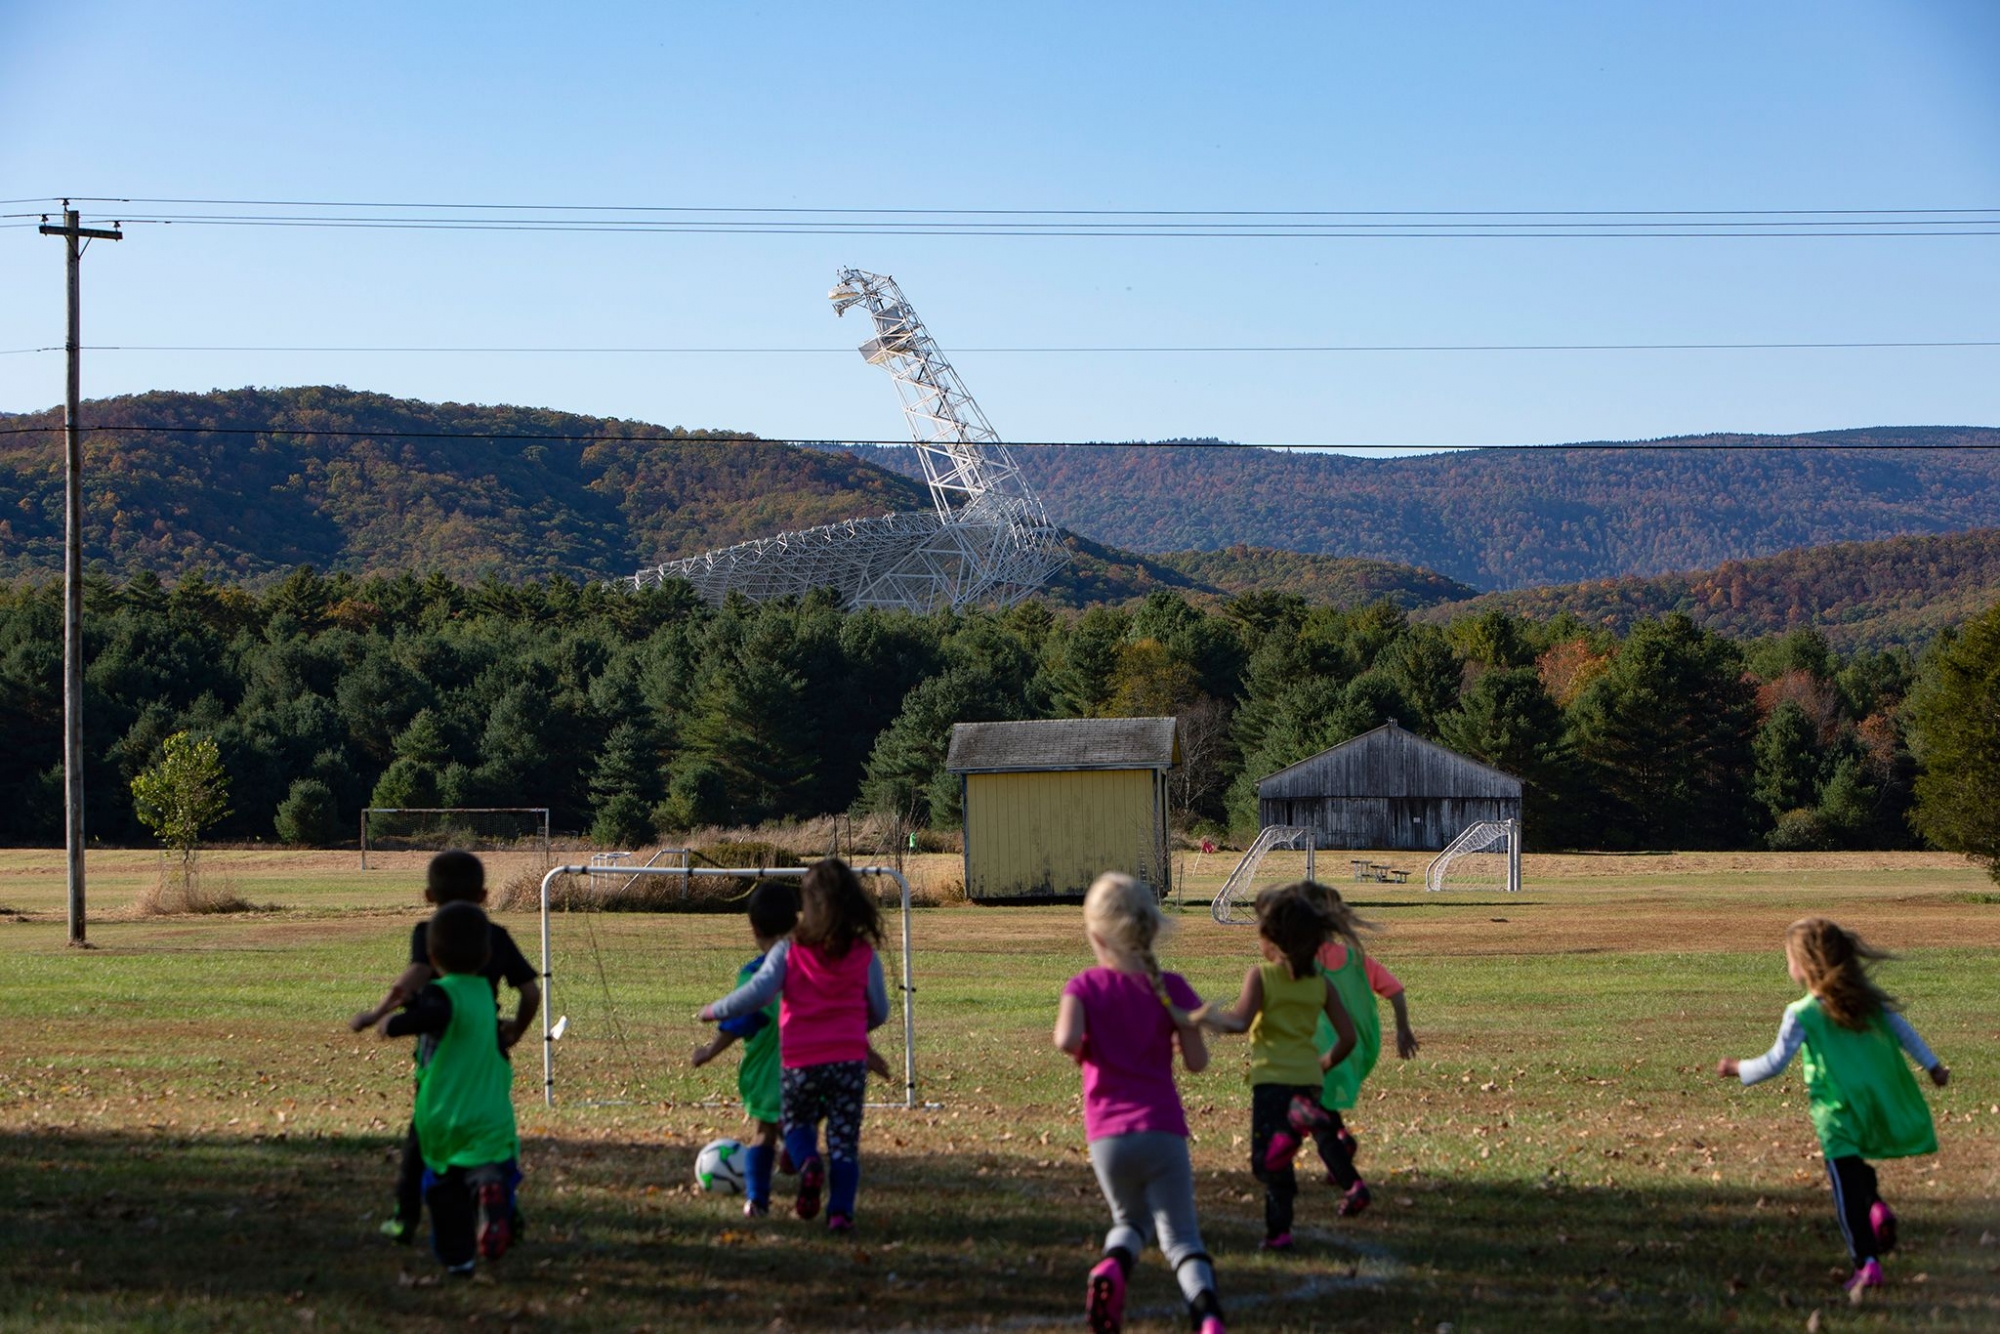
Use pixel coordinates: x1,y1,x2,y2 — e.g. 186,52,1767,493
1287,1094,1333,1136
1263,1131,1300,1174
1869,1200,1898,1254
378,1216,414,1244
795,1156,824,1221
1336,1182,1372,1218
475,1180,512,1261
1085,1255,1126,1334
1196,1319,1227,1334
1843,1257,1882,1299
743,1199,769,1218
827,1213,854,1234
446,1260,476,1278
1260,1232,1294,1253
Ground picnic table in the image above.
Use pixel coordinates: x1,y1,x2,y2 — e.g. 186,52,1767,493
1349,860,1410,884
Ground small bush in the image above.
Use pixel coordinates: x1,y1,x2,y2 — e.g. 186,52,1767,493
1766,808,1836,852
274,779,340,847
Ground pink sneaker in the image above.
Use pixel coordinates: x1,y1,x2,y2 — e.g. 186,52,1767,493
1843,1257,1883,1300
794,1156,823,1221
1260,1231,1294,1252
1197,1319,1227,1334
1336,1182,1372,1218
1869,1200,1897,1254
1086,1256,1126,1334
1263,1131,1300,1174
826,1212,853,1234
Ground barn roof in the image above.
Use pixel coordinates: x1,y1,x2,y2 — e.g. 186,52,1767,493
947,717,1181,774
1256,721,1522,799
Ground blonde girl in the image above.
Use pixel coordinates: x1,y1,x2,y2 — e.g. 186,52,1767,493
1295,881,1418,1219
1054,873,1226,1334
1195,883,1358,1252
1716,917,1949,1298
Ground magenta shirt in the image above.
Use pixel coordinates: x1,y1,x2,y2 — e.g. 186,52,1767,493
1064,967,1202,1141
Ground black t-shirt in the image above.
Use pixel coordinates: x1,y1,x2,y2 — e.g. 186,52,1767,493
408,920,537,996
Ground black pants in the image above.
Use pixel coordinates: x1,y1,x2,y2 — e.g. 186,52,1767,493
1827,1155,1882,1264
1310,1108,1361,1190
395,1121,425,1227
1250,1083,1316,1239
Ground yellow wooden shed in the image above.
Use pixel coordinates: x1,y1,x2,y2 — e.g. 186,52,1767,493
946,717,1180,902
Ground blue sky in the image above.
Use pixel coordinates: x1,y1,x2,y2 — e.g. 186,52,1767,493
2,1,1996,449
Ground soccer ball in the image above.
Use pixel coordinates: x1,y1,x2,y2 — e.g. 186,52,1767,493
695,1138,747,1195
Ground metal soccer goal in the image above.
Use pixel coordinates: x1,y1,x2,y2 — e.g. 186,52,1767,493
1425,819,1523,894
1212,826,1318,925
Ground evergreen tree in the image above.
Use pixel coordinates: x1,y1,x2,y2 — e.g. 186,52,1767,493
1905,604,2000,878
1753,700,1824,823
1440,666,1576,848
1568,614,1758,849
588,721,663,847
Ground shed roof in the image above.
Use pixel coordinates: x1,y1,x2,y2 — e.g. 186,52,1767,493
947,717,1180,774
1256,721,1522,800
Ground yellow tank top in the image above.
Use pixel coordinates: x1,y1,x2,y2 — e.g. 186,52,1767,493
1248,959,1325,1087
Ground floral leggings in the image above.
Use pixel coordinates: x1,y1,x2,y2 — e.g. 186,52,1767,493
781,1060,868,1218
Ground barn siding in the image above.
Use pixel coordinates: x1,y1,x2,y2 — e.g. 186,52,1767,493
1256,723,1524,852
964,768,1165,900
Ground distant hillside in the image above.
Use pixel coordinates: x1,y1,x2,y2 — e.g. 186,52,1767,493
1419,528,2000,648
1049,536,1475,609
842,430,2000,590
0,387,930,581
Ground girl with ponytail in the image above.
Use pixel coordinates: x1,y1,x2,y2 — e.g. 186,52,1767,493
1054,873,1226,1334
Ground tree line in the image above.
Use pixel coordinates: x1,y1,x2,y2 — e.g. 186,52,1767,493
0,567,1994,871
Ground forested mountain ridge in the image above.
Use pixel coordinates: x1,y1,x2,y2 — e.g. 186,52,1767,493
0,386,931,581
1417,527,2000,650
842,429,2000,589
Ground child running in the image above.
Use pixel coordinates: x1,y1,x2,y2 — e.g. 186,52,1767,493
1715,916,1950,1299
1055,872,1226,1334
691,881,797,1217
1195,883,1358,1252
1299,881,1420,1219
701,858,890,1233
349,850,539,1244
376,901,522,1275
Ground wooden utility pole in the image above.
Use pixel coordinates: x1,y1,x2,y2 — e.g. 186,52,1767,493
37,205,121,947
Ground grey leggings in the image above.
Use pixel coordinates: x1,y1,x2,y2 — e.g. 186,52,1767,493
1088,1132,1208,1272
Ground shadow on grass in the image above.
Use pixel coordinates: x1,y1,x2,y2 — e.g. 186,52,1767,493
3,1130,1995,1332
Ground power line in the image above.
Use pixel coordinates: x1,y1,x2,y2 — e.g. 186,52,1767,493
5,340,1998,356
0,423,1993,451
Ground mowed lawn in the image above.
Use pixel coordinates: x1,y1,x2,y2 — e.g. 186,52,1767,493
1,850,1997,1332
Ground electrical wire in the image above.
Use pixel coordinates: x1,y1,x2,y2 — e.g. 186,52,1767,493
2,340,1995,356
0,423,1992,451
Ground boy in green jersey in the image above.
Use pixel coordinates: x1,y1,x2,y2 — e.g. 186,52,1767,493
380,901,521,1275
692,881,797,1216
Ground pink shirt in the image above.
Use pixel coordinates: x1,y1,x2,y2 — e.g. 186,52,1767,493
1063,967,1202,1141
1317,941,1403,997
780,941,874,1068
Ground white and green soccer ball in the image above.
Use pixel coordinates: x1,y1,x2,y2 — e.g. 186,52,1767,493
695,1137,747,1195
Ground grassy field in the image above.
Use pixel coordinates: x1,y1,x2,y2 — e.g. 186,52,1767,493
2,849,1997,1332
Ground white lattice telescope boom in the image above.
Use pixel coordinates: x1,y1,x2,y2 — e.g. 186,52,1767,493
631,270,1066,612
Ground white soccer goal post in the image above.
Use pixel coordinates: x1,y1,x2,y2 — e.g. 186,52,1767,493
1212,826,1317,925
536,863,919,1110
360,806,551,869
1425,818,1523,893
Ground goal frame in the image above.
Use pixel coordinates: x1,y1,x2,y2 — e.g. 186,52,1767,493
359,806,551,870
535,863,919,1110
1424,818,1523,894
1212,825,1317,925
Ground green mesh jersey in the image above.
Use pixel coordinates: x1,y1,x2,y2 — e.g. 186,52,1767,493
734,955,782,1124
1790,996,1937,1161
1316,945,1382,1111
413,972,519,1172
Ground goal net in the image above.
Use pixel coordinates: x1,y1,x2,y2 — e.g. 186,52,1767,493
1425,819,1522,893
532,863,921,1112
1212,826,1318,924
360,806,551,871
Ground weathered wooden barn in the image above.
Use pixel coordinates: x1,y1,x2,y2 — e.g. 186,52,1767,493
947,717,1179,902
1256,721,1521,851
